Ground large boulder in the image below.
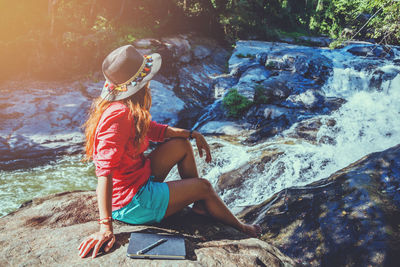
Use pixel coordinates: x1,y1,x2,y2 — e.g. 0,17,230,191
239,144,400,266
0,191,298,267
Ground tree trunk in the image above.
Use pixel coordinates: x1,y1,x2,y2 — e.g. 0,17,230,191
118,0,127,19
48,0,58,35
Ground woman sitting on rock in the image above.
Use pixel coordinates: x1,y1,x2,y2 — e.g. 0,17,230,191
78,45,261,258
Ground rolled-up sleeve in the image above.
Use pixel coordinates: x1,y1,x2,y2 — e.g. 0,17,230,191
94,107,131,177
147,121,168,142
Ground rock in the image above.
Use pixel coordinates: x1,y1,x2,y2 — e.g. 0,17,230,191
224,41,332,111
278,36,296,44
286,118,323,143
161,36,192,63
150,80,185,126
177,57,226,106
257,73,298,103
265,54,297,71
244,104,292,131
238,66,271,84
212,74,238,99
0,81,90,167
133,38,161,49
217,150,284,203
192,45,212,60
297,36,332,47
347,45,394,58
245,115,291,143
283,89,326,110
239,144,400,266
234,66,271,100
262,105,292,120
198,121,250,136
0,191,298,267
369,67,400,90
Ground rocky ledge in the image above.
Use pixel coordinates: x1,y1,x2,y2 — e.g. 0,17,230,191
240,144,400,266
0,191,297,267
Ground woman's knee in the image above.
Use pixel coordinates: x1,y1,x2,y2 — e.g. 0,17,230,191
169,137,193,154
197,178,214,196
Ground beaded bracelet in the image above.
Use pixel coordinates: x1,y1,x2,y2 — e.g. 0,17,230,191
98,217,113,224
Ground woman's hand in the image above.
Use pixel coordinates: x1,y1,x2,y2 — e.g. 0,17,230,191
192,131,212,163
78,230,115,259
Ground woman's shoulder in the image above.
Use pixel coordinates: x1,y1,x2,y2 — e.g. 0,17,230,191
100,102,131,124
103,102,130,116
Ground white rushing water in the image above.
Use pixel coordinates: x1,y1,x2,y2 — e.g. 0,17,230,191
197,47,400,209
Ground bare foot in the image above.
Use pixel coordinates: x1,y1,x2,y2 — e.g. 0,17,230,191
192,201,209,216
241,224,262,238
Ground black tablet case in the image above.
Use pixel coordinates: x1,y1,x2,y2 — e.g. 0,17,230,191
127,232,186,260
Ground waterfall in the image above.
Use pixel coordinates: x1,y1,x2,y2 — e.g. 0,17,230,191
202,46,400,209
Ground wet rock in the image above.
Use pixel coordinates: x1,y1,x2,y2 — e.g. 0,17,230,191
369,67,400,90
225,41,332,109
245,115,291,144
257,73,308,103
177,58,225,106
161,35,192,63
265,54,297,71
239,144,400,266
212,74,238,99
133,38,161,48
218,163,254,191
0,191,298,267
234,66,271,100
283,89,326,110
287,118,323,143
218,150,283,198
297,36,332,47
253,104,291,120
347,45,394,58
150,80,185,126
278,36,296,44
0,82,90,167
198,121,250,136
192,45,212,60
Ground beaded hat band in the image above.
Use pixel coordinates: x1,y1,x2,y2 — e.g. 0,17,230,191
100,45,162,101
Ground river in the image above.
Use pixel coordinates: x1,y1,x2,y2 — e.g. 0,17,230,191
1,42,399,217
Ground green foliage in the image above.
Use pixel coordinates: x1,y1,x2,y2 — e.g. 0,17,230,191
1,0,399,80
222,89,253,118
175,0,399,45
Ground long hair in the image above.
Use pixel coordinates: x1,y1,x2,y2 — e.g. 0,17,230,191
83,83,152,161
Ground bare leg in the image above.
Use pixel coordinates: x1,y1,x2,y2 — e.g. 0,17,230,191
164,178,261,237
148,138,207,214
148,138,199,181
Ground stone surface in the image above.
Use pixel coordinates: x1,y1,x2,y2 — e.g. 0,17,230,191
284,89,326,110
297,36,332,47
0,191,298,267
347,45,394,58
149,80,185,126
161,35,192,63
239,144,400,266
198,121,250,136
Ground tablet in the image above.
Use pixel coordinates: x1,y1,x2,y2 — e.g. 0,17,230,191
127,232,186,260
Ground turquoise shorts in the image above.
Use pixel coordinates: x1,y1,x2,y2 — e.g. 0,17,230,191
112,176,170,224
